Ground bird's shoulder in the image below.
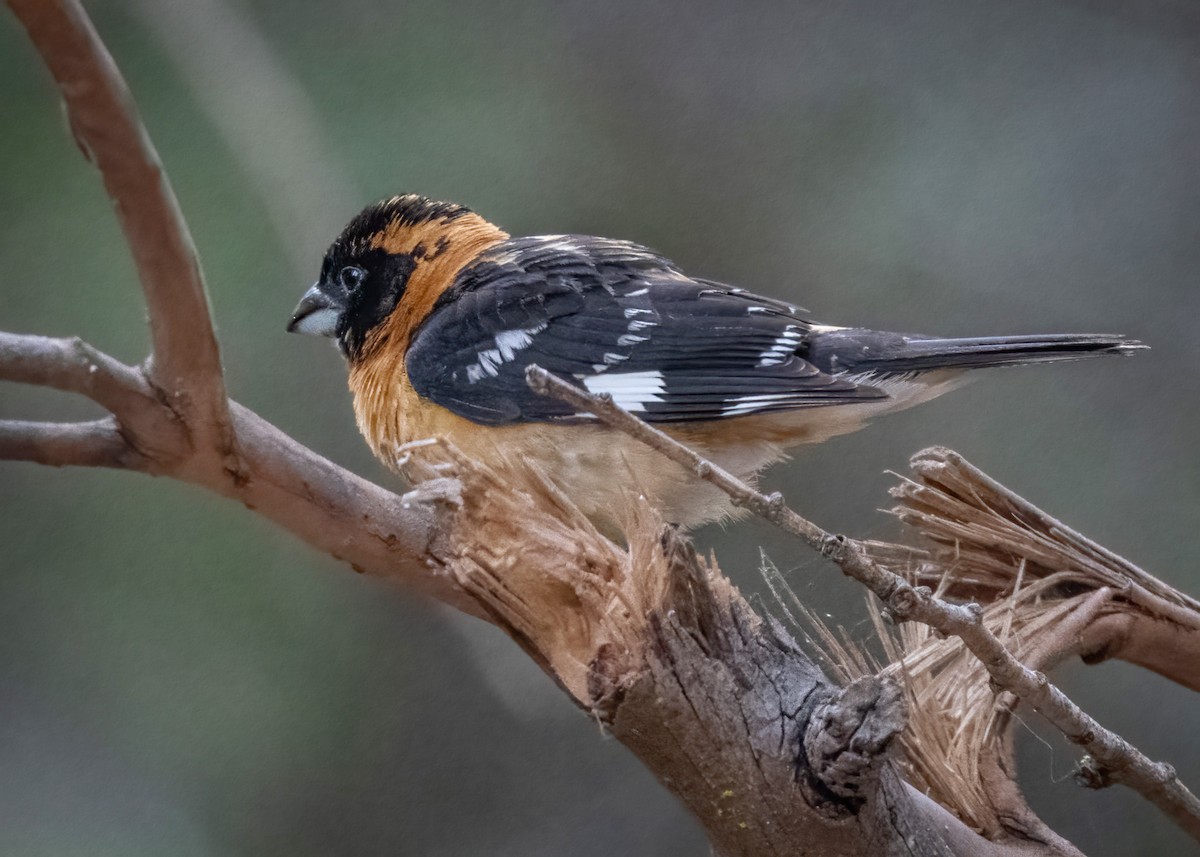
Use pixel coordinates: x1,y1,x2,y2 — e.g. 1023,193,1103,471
429,233,816,323
431,234,682,307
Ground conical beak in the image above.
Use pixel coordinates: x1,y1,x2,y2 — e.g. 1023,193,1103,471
287,284,339,337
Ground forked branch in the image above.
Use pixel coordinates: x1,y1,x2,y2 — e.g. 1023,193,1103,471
1,0,483,616
8,0,232,452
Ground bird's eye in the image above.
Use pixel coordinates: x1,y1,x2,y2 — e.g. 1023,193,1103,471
339,266,366,293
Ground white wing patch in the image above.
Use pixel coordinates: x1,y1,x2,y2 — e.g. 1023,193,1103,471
465,324,548,384
589,352,630,374
722,393,798,417
494,329,535,360
580,370,666,413
757,325,804,367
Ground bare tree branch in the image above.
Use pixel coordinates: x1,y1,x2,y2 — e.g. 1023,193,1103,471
0,331,161,416
213,401,480,614
409,446,1014,857
0,330,480,615
1107,614,1200,691
0,417,136,469
526,364,1200,844
7,0,233,451
0,0,472,611
894,448,1200,621
889,448,1200,692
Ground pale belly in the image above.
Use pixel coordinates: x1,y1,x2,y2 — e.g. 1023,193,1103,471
386,403,886,530
353,361,961,531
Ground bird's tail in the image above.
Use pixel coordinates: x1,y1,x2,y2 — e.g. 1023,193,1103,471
805,330,1146,376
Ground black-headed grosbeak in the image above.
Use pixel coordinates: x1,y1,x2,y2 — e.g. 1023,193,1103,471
288,194,1143,528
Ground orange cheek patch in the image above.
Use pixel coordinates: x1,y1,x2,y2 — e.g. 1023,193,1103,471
348,213,511,456
357,214,509,353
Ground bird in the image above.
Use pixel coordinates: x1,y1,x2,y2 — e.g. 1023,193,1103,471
287,194,1144,530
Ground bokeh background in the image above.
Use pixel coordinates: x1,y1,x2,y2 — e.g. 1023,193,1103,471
2,1,1199,854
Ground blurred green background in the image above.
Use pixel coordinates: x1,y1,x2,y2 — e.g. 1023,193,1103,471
2,1,1198,854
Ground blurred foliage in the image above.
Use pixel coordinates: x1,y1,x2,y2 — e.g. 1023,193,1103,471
1,1,1198,854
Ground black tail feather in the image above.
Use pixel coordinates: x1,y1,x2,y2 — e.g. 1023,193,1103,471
805,330,1146,376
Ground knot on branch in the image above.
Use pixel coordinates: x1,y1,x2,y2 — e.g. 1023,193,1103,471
1076,755,1112,790
819,533,847,562
586,642,629,722
800,676,906,816
759,491,786,521
887,583,919,618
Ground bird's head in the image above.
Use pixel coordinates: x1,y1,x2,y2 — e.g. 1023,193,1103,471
287,194,506,361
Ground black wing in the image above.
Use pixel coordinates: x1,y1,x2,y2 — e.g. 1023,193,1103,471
405,235,886,425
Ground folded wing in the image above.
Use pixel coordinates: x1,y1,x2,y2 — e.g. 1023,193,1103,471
405,235,886,426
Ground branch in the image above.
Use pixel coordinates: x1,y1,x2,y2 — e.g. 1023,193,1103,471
0,328,479,615
890,448,1200,691
0,0,487,620
0,331,188,466
215,401,479,615
526,364,1200,844
895,448,1200,620
7,0,232,449
415,445,1005,856
0,417,135,469
0,331,160,415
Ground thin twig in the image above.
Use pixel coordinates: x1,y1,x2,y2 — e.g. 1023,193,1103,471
7,0,233,451
526,364,1200,843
